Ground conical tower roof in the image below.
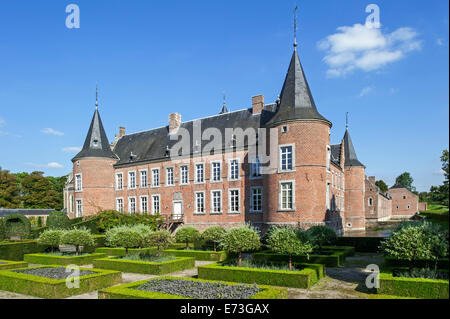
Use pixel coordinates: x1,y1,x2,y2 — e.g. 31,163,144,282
343,128,364,167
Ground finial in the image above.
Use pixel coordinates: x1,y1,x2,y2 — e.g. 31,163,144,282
95,83,99,110
346,112,349,130
294,4,298,50
223,91,226,108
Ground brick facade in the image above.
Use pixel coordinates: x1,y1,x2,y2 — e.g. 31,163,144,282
390,187,419,219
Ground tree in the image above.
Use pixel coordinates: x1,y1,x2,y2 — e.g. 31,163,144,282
46,211,71,229
20,172,60,209
201,227,226,251
146,230,173,256
38,229,64,252
394,172,416,193
106,225,142,256
219,225,261,266
305,226,337,253
267,227,313,270
60,228,95,256
131,224,153,248
47,176,67,211
441,149,449,183
175,226,200,250
375,180,388,193
0,167,20,208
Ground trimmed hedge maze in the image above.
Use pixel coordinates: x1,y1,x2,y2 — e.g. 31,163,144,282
99,276,288,299
0,259,28,270
93,256,195,275
24,253,107,266
0,240,46,261
0,265,122,299
198,262,325,289
252,250,346,267
162,249,227,261
95,247,156,257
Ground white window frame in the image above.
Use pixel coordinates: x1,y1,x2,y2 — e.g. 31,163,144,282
326,182,331,210
115,172,123,190
128,171,136,189
210,190,223,214
140,195,148,214
250,186,263,213
152,194,161,215
211,161,222,183
75,199,83,217
128,196,137,214
75,174,83,192
250,157,262,180
140,170,148,188
151,168,160,188
279,144,295,173
116,197,124,213
228,158,240,181
194,162,205,184
326,145,331,172
166,167,175,186
180,165,189,185
279,180,295,211
228,188,240,214
194,191,206,215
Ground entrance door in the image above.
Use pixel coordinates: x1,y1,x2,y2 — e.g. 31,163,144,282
173,201,183,220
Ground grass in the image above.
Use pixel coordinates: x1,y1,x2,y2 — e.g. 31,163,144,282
419,205,449,230
120,255,177,263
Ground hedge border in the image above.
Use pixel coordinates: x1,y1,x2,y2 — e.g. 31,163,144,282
252,250,346,267
93,256,195,275
98,276,288,299
162,249,227,261
377,270,449,299
322,246,356,257
0,240,46,261
0,265,122,299
24,253,107,266
336,237,383,253
4,214,31,238
95,247,157,257
384,257,449,269
198,262,325,289
0,259,28,270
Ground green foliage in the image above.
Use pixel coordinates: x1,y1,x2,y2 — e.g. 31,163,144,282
175,226,200,250
252,250,346,267
0,240,45,261
0,260,28,271
37,216,43,228
105,225,143,255
60,228,95,255
394,172,416,193
4,214,31,239
305,226,337,252
96,210,163,233
19,172,60,209
336,237,383,253
46,211,70,229
37,229,63,252
375,180,389,193
0,167,21,208
201,227,226,251
0,218,5,241
219,225,261,266
162,249,227,261
23,253,106,266
146,230,173,256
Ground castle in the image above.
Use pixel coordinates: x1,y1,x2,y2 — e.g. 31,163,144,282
63,42,419,234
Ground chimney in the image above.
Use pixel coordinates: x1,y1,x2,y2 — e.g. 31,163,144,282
252,95,264,115
369,176,376,184
119,127,126,137
169,113,182,134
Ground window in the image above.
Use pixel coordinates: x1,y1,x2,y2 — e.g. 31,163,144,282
281,126,288,133
195,192,205,214
251,157,262,179
151,168,160,187
326,146,331,172
211,162,221,182
403,196,407,199
280,182,294,210
251,187,263,213
368,198,373,206
70,195,74,213
211,190,222,214
116,198,124,213
229,189,240,213
140,170,148,188
116,173,123,190
75,174,82,192
128,197,136,214
140,196,148,213
229,159,239,180
326,182,331,210
407,205,411,210
166,167,174,186
280,146,293,171
195,163,204,183
76,199,83,217
180,166,189,185
331,172,334,188
128,171,136,189
152,195,160,215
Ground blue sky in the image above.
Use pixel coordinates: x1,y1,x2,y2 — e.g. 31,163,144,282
0,0,448,192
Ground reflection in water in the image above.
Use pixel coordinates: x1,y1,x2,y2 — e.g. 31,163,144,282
342,229,393,238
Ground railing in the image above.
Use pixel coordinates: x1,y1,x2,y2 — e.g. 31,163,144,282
164,214,185,223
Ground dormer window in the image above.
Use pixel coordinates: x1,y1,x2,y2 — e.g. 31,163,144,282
93,139,99,146
281,126,288,133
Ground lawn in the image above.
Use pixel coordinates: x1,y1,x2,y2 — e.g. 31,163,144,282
419,205,449,230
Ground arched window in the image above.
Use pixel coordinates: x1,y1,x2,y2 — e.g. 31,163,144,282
368,197,373,206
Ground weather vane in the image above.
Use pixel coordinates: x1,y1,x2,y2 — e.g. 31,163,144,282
346,112,349,129
95,83,99,110
294,4,298,49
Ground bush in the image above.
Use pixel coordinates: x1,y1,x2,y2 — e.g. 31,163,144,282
219,225,261,266
146,230,173,256
38,229,64,252
96,210,164,232
201,227,226,251
0,218,5,241
4,214,31,239
0,240,45,261
267,227,313,271
37,216,43,228
305,226,337,252
46,212,70,229
130,224,153,248
60,228,95,256
336,237,383,253
105,225,143,256
175,226,200,250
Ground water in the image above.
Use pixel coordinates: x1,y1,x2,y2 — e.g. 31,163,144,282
342,229,393,238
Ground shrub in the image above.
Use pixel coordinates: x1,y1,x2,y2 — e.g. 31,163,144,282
0,218,5,241
146,230,173,256
60,228,95,256
46,211,70,229
130,224,153,248
219,225,261,266
4,214,31,239
37,216,43,228
305,226,337,252
175,226,200,250
267,227,313,270
38,229,64,252
201,227,226,251
96,210,164,232
106,225,143,256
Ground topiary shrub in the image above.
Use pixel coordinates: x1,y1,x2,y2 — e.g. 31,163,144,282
305,226,337,253
175,226,200,250
0,218,6,241
4,214,31,239
131,224,153,248
60,228,95,256
201,227,226,251
105,225,143,256
46,211,70,229
146,230,173,256
220,224,261,266
38,229,64,252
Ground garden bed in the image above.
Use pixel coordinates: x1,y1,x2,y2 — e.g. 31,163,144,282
336,237,383,253
252,250,346,267
0,265,122,299
384,256,449,269
24,252,107,266
95,247,156,257
322,246,355,257
197,261,325,289
0,240,46,261
99,276,287,299
0,259,28,270
93,256,195,275
162,249,227,261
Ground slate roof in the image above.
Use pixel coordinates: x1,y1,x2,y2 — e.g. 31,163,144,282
72,109,118,162
0,209,55,217
343,129,364,167
330,144,342,166
265,50,331,127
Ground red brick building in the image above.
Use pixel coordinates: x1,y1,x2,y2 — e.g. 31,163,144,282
64,44,392,234
389,185,420,219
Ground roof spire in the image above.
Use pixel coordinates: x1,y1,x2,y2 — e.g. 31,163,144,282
346,112,349,130
294,4,298,50
95,83,99,110
220,91,229,114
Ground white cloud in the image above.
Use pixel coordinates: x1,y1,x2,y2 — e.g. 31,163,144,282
318,24,422,77
358,86,374,97
437,38,445,46
0,117,5,127
26,162,64,169
62,146,82,153
41,128,64,136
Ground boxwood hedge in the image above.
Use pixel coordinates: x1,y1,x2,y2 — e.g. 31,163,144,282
197,262,325,289
0,265,122,299
98,276,288,299
0,259,28,270
162,249,227,261
95,247,157,257
93,256,195,275
322,246,355,257
24,252,107,266
252,250,346,267
384,257,449,270
0,240,46,261
336,237,383,253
